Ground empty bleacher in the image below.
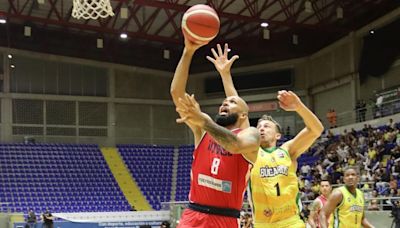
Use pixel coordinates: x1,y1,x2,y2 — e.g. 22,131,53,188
0,143,130,213
175,145,193,201
117,144,174,210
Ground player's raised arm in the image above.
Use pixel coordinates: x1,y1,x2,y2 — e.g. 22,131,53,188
207,43,251,129
206,43,239,97
279,90,324,159
170,36,208,146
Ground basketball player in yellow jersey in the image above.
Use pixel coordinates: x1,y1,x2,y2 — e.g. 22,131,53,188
319,167,375,228
249,90,323,228
209,43,323,227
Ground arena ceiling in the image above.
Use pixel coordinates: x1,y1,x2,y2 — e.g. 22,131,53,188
0,0,399,72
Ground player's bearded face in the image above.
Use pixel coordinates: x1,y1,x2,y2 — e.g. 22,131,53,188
215,113,239,127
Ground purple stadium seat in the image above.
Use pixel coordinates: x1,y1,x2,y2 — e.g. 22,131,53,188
117,144,174,210
0,143,130,213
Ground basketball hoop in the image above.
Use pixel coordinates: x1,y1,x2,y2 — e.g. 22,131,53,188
72,0,115,20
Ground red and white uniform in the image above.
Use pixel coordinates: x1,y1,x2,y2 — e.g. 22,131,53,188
178,129,252,228
315,195,328,228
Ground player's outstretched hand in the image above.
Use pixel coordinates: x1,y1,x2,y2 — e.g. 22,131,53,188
277,90,302,111
176,93,211,127
206,43,239,76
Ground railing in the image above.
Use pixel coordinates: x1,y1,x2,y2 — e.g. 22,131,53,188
334,98,400,127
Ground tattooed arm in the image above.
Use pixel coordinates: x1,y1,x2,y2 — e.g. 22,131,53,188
176,94,259,155
308,199,322,228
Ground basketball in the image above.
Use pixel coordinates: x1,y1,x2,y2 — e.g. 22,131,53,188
181,4,220,44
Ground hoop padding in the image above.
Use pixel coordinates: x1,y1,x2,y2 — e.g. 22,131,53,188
72,0,115,20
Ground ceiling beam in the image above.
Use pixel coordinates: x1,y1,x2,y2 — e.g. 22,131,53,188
1,10,181,44
130,0,320,29
137,8,161,33
19,0,31,14
7,0,19,14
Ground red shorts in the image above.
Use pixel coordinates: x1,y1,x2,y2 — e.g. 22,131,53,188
177,208,239,228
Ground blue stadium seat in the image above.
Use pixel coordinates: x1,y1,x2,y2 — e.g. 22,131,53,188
0,143,130,213
117,144,174,210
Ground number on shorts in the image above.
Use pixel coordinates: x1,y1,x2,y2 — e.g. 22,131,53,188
211,158,221,175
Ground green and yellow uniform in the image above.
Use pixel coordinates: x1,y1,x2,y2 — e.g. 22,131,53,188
330,186,364,228
248,147,305,228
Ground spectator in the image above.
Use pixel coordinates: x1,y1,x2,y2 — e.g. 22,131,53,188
360,100,367,122
392,161,400,177
160,221,170,228
355,100,361,122
240,213,253,228
393,146,400,160
336,143,349,162
390,175,398,191
300,164,311,177
388,118,396,129
41,210,54,228
311,181,320,195
376,169,390,195
26,209,37,228
326,109,337,128
322,153,334,169
361,182,371,192
390,189,398,198
360,170,373,182
295,119,400,210
368,146,377,161
376,95,384,118
347,154,356,166
368,199,380,211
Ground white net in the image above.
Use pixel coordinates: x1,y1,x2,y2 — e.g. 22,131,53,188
72,0,115,20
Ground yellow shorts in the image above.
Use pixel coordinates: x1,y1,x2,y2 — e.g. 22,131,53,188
254,215,305,228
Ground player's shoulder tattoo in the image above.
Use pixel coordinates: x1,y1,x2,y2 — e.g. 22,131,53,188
310,198,321,211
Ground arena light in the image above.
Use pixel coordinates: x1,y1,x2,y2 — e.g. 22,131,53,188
292,34,298,45
163,49,170,60
10,64,15,69
97,38,103,48
370,30,375,34
7,54,12,59
0,19,6,24
260,22,269,28
24,26,31,37
120,33,128,39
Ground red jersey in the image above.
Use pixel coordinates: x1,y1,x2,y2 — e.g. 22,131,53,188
188,129,251,210
315,195,328,228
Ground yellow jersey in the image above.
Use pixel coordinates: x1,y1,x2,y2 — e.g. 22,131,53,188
249,147,303,227
330,186,364,228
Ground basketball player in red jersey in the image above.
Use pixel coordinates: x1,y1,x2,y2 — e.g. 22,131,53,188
170,37,259,226
308,179,332,228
